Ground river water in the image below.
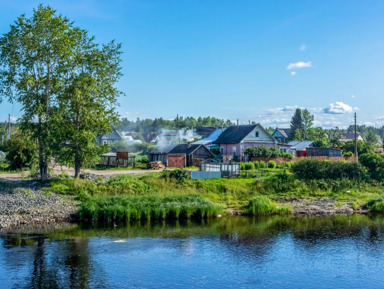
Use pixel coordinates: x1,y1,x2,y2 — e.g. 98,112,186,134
1,215,384,288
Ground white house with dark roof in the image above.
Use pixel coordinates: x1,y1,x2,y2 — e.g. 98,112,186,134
213,124,279,161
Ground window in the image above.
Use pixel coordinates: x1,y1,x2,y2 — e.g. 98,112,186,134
220,147,224,155
233,147,237,154
255,131,259,137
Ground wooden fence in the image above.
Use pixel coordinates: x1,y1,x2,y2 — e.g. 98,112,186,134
250,156,357,163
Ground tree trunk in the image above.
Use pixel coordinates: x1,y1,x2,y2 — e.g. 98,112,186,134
38,138,48,181
74,150,81,178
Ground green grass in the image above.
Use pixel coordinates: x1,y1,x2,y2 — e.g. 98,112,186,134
79,195,222,223
245,196,291,215
41,169,384,222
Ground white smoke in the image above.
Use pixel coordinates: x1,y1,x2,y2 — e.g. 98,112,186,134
156,129,195,151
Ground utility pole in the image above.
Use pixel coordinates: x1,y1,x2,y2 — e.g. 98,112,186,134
354,112,358,161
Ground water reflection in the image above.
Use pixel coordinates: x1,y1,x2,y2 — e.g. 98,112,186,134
1,214,384,288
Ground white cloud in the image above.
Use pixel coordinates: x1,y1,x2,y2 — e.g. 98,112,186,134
299,45,306,51
351,94,355,98
290,71,296,76
9,116,18,122
323,102,358,114
286,61,311,70
363,122,375,126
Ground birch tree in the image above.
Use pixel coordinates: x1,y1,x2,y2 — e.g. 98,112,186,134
0,5,82,180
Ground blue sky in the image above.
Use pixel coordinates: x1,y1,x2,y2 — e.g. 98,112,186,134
1,0,384,128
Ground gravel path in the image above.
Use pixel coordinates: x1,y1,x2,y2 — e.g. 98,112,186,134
0,185,79,230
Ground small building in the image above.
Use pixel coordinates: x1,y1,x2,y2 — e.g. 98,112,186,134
342,133,364,143
287,141,316,157
97,127,123,145
167,144,214,168
213,124,278,161
272,128,292,144
306,147,342,157
148,144,177,165
98,152,136,167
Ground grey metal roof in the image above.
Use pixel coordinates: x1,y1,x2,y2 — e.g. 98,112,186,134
288,140,315,151
213,124,259,144
194,128,226,145
168,144,213,156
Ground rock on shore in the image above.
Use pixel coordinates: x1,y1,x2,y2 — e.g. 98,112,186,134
0,186,79,230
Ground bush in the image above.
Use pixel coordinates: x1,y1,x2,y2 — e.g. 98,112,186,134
268,160,276,169
359,153,384,180
366,197,384,213
291,159,366,180
284,161,293,168
259,161,267,169
282,152,293,159
245,195,290,215
139,155,149,164
240,162,245,170
2,132,37,170
253,161,260,169
343,151,354,157
244,162,254,170
168,169,190,182
244,145,282,158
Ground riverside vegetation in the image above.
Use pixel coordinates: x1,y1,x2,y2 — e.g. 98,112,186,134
29,156,384,224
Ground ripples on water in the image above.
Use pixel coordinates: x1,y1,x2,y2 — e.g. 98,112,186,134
1,215,384,288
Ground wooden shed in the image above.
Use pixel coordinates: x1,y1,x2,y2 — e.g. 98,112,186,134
167,144,214,168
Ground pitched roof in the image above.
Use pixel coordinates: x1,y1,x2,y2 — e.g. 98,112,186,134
213,124,259,144
276,128,291,138
288,140,315,151
168,144,211,155
101,127,123,141
344,133,362,140
193,128,226,145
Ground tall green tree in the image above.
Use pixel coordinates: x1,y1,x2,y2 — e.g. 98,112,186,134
290,108,314,140
290,108,304,140
302,109,314,140
0,5,83,180
58,38,122,178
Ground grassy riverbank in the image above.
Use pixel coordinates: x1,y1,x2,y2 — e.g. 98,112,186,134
39,166,384,223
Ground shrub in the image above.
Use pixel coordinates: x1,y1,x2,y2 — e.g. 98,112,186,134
244,145,282,158
240,162,245,170
343,151,354,157
284,161,293,168
244,162,254,170
253,161,260,169
259,161,267,168
366,197,384,213
291,158,366,180
2,132,37,170
168,169,190,182
282,152,293,159
359,153,384,180
245,195,290,215
139,155,149,164
268,160,276,169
